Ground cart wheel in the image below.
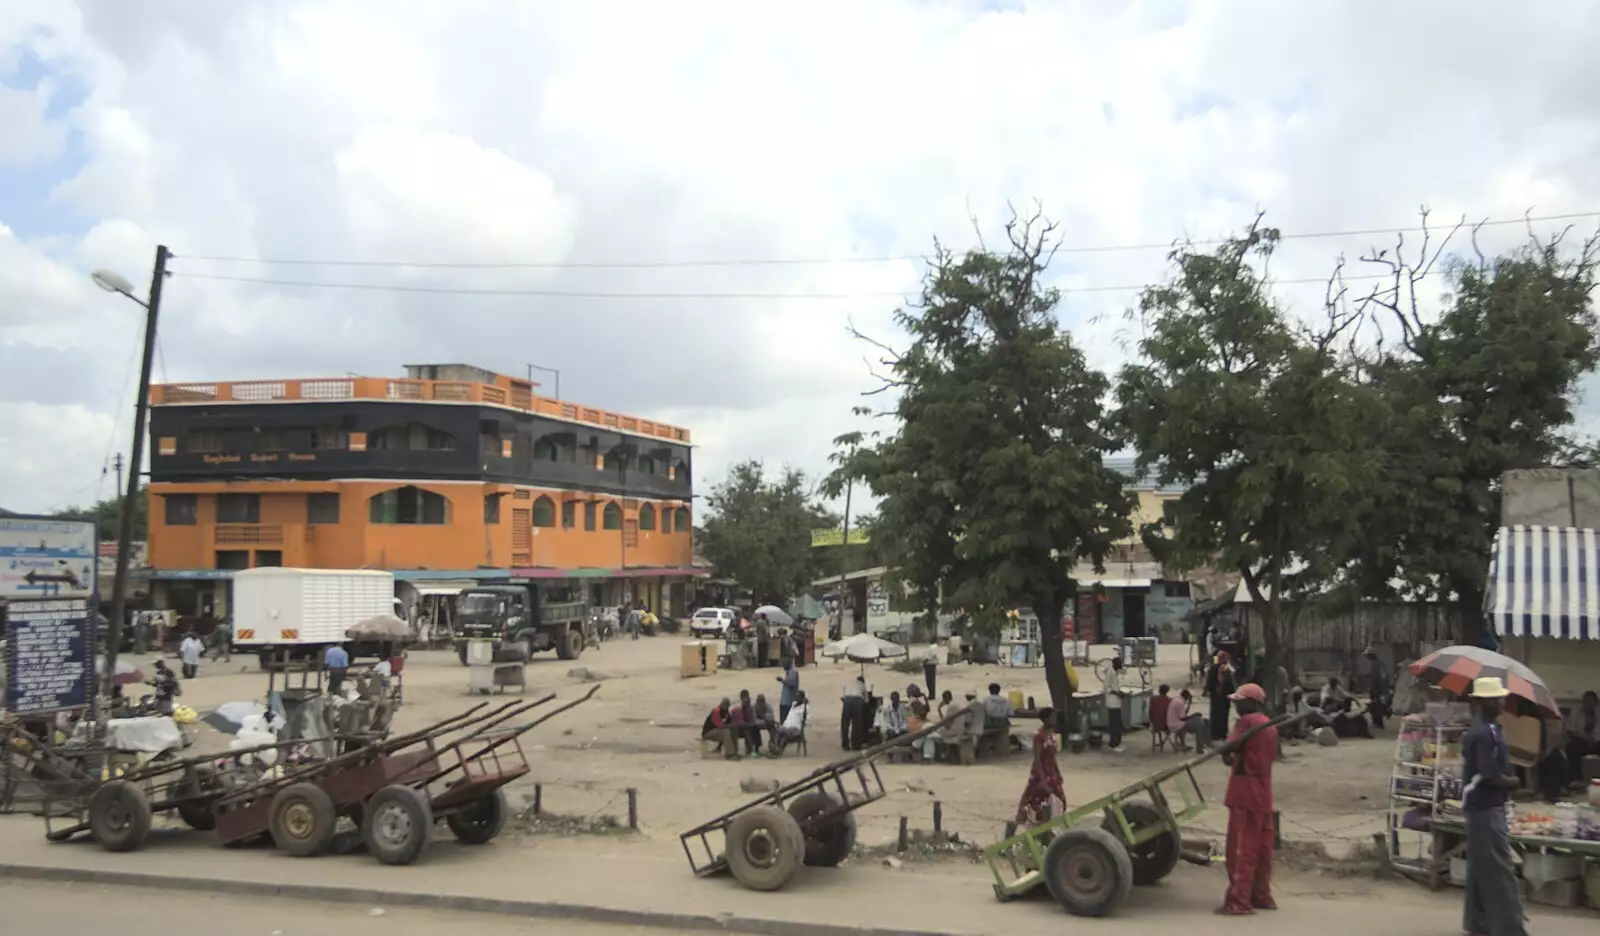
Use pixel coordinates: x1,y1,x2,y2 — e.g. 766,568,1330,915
270,782,338,857
363,784,434,866
786,792,857,868
176,763,218,831
1042,827,1134,917
1103,800,1180,886
724,805,805,891
89,780,153,852
446,788,509,845
557,627,584,660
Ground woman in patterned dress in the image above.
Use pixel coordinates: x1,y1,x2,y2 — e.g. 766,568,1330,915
1015,707,1067,825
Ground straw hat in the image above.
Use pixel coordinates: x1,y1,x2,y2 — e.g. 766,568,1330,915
1470,676,1510,699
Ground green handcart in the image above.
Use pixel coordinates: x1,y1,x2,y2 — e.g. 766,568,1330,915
981,713,1294,917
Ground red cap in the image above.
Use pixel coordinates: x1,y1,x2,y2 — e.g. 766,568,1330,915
1229,683,1266,703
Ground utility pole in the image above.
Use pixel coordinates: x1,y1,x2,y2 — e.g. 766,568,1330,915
111,453,124,495
832,479,852,639
106,245,169,694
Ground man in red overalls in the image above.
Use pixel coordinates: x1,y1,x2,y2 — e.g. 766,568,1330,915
1217,682,1277,915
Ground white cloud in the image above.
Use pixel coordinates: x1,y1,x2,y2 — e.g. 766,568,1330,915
4,0,1600,514
0,83,65,164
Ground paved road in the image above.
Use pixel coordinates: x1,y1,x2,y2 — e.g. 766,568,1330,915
1,880,684,936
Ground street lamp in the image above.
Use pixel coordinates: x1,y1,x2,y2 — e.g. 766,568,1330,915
526,363,561,400
93,245,171,698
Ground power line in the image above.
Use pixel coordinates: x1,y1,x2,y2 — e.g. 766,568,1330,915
177,210,1600,271
176,269,1400,300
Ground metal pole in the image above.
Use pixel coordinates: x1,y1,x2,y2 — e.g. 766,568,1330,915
526,363,561,400
106,245,168,695
833,478,852,639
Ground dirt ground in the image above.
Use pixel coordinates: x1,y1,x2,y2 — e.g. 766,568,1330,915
145,636,1397,858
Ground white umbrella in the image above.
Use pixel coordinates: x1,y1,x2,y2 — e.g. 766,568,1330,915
822,633,908,664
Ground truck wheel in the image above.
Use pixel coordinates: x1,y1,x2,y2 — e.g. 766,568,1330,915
556,627,584,660
446,788,509,845
456,642,469,666
363,784,434,865
270,782,338,857
1042,827,1133,917
787,792,857,868
175,763,219,831
258,651,279,672
725,805,805,891
1104,800,1180,885
89,780,152,852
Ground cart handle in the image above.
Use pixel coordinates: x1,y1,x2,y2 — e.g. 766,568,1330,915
408,685,600,788
448,694,558,744
1113,710,1306,794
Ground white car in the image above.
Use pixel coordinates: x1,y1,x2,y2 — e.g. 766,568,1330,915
689,607,738,639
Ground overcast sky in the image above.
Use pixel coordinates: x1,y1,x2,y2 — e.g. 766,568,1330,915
4,0,1600,515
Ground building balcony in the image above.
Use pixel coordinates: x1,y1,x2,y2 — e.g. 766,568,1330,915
150,376,691,443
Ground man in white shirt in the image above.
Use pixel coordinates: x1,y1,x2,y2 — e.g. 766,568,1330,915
1104,656,1125,752
179,633,204,679
922,643,940,698
877,691,909,740
775,692,810,754
840,675,867,751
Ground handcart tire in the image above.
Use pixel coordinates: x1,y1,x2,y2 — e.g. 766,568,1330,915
270,782,338,857
176,763,219,831
786,792,857,868
557,627,584,661
724,805,805,891
1105,800,1180,886
89,779,153,852
363,784,434,866
1042,827,1133,917
446,788,510,845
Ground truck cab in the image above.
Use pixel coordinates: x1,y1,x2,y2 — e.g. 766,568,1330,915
454,582,588,663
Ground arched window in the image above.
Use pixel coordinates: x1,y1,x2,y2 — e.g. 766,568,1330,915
661,508,673,534
369,486,449,524
602,502,622,530
674,507,690,531
532,437,559,462
638,503,656,531
637,455,656,475
369,424,457,452
531,495,556,528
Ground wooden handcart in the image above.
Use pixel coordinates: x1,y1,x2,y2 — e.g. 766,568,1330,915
213,687,598,864
680,713,965,892
982,713,1297,917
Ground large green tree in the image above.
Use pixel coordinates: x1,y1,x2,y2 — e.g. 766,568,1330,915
51,488,148,541
1346,219,1600,639
1116,222,1382,694
698,460,834,603
828,212,1132,719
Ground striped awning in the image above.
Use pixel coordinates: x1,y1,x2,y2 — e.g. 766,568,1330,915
1487,525,1599,640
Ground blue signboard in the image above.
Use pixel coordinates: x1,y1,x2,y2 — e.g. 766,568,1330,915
4,596,93,714
0,516,97,600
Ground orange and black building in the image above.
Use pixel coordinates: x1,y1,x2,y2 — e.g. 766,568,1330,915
141,363,701,622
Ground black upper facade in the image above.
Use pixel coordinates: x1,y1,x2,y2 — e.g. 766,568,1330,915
148,401,693,500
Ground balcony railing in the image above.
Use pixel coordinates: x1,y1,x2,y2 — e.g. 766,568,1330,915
151,377,691,442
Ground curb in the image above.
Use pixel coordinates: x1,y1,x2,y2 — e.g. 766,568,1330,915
0,862,961,936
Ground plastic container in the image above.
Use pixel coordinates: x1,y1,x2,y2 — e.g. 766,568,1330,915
1522,852,1581,888
1008,688,1025,711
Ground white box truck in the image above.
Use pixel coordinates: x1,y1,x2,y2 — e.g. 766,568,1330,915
231,568,403,668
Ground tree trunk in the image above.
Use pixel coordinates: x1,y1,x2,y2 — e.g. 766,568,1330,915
1455,588,1486,647
1035,591,1072,742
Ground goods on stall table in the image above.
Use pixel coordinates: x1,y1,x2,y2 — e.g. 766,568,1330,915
1508,802,1600,842
1385,713,1470,882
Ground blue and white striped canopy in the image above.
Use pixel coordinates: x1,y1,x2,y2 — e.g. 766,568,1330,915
1487,525,1599,640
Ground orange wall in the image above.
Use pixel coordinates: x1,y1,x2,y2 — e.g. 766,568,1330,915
148,481,693,571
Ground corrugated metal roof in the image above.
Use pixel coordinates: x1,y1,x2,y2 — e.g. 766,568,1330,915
1104,456,1189,494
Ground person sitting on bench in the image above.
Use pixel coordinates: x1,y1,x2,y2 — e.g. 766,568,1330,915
877,691,909,741
983,683,1013,731
772,691,809,754
701,698,740,759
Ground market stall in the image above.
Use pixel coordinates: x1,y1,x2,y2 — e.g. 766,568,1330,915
1388,641,1600,910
